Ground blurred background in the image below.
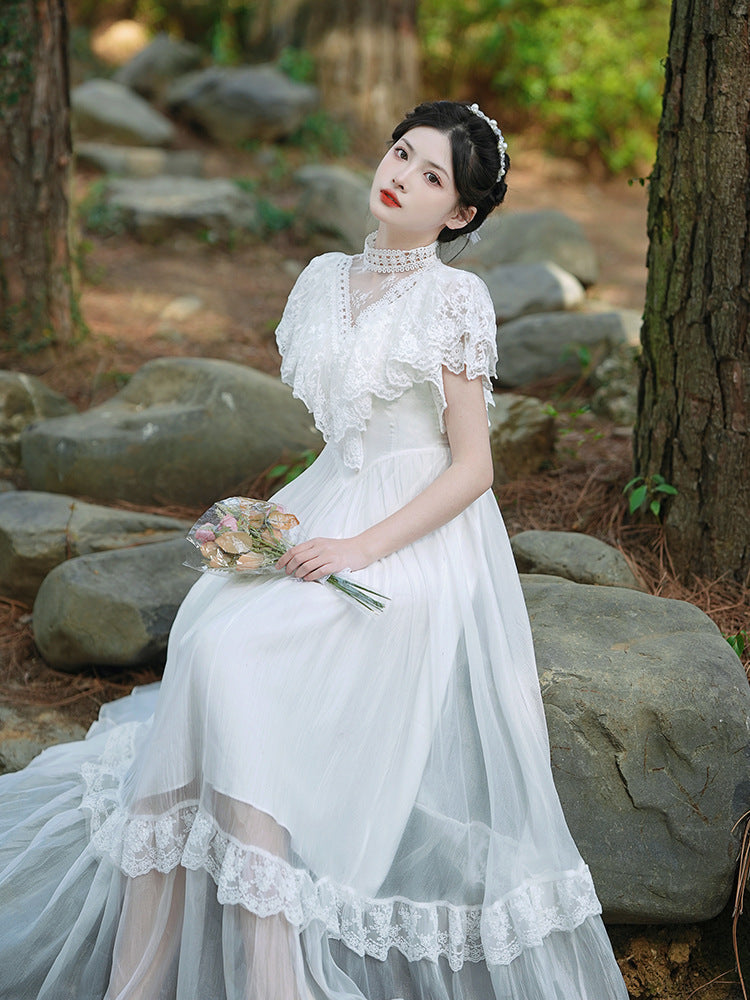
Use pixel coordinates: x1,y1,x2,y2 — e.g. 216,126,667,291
69,0,670,174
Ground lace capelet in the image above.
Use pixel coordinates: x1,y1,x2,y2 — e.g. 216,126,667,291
275,250,498,471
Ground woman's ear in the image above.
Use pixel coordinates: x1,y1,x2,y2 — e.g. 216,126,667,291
444,205,477,231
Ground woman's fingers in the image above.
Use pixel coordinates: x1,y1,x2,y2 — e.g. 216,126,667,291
277,540,330,579
276,537,361,581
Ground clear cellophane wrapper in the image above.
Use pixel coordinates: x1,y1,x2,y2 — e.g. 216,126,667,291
184,496,389,613
184,497,299,577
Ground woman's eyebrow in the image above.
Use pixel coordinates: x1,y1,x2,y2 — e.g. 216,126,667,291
401,137,449,178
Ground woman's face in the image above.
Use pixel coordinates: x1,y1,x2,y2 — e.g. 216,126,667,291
369,125,474,246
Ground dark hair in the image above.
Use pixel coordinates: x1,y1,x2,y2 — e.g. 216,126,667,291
391,100,510,244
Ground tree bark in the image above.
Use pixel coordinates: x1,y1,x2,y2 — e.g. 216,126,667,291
247,0,420,141
634,0,750,583
0,0,76,347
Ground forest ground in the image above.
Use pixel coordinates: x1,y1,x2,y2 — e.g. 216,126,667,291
1,136,749,999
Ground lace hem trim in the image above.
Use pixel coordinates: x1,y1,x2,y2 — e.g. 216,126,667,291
81,722,602,971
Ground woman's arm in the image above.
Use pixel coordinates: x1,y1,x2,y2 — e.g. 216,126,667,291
276,368,494,582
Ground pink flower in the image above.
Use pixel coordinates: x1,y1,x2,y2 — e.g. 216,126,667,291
194,526,216,543
218,514,238,531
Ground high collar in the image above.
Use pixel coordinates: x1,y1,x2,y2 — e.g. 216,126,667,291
361,232,440,274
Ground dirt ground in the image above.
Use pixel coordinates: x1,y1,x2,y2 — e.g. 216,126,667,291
2,136,749,999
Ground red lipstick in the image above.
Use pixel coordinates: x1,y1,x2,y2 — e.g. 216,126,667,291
380,189,401,208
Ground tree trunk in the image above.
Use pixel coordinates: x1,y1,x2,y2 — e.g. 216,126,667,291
247,0,420,141
634,0,750,584
0,0,76,347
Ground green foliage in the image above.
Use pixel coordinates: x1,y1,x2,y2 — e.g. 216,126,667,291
209,13,242,65
233,177,255,194
196,227,222,246
288,111,351,158
561,342,594,374
93,368,132,391
725,630,748,659
266,449,318,488
420,0,670,171
232,179,294,235
131,0,251,56
256,198,294,234
544,402,603,458
623,473,678,519
0,1,35,115
277,46,315,84
77,180,127,237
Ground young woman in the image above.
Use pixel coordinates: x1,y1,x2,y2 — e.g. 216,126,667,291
0,101,629,1000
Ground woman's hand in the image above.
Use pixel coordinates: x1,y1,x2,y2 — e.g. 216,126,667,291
276,537,370,582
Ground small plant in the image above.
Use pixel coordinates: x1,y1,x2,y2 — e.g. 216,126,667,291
561,343,593,372
77,180,127,237
256,197,294,234
75,237,106,285
210,14,241,66
232,181,294,235
277,46,316,84
93,369,132,391
623,473,678,518
725,630,748,659
197,227,221,246
288,111,350,158
233,177,256,195
266,449,318,488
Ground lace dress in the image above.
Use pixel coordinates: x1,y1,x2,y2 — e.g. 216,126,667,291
0,235,629,1000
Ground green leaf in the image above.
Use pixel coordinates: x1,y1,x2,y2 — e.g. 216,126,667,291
654,483,678,495
649,498,661,517
267,464,289,479
726,633,746,657
623,476,643,494
628,484,647,513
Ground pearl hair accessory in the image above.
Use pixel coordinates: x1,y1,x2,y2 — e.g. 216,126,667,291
467,103,508,181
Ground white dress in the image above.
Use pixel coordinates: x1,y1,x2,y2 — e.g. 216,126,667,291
0,235,629,1000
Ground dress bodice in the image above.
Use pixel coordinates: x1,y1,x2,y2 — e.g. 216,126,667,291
356,384,451,470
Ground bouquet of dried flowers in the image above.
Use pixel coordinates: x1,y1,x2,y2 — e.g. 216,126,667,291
185,496,389,613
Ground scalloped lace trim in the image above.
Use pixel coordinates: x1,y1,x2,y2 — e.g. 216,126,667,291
81,722,602,971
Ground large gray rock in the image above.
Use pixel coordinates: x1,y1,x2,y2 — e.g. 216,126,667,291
114,33,203,100
496,309,642,387
21,357,322,507
469,261,585,322
76,141,204,178
33,539,196,671
103,176,260,241
294,164,373,253
71,78,175,147
0,372,75,467
0,704,87,775
512,529,644,590
458,210,599,286
165,65,318,144
522,575,750,922
0,491,191,603
490,394,555,485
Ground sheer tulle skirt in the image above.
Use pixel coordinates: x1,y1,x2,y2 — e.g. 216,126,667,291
0,435,628,999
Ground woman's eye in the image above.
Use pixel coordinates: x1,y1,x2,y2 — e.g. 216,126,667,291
426,172,441,185
395,146,407,160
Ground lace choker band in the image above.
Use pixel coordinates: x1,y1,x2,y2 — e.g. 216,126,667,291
362,233,440,273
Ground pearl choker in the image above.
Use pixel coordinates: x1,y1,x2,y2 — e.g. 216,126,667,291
362,232,440,273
